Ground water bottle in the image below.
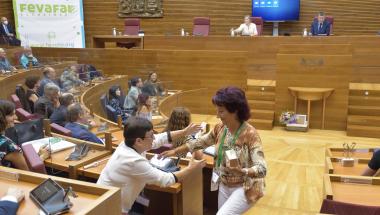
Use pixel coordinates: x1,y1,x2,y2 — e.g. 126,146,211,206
230,28,235,37
112,27,117,36
181,28,185,36
303,28,308,37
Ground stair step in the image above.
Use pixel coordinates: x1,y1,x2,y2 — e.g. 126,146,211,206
347,115,380,127
349,83,380,91
248,100,275,110
247,79,276,87
349,90,380,97
349,96,380,106
250,109,274,120
348,105,380,116
246,86,276,92
248,119,273,130
347,124,380,139
246,91,275,101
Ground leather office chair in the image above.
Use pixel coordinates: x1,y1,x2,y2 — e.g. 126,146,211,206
21,144,47,174
100,94,108,115
117,18,140,48
250,17,264,36
193,17,210,36
10,94,23,109
13,51,24,67
105,105,118,122
15,84,32,113
320,199,380,214
51,123,72,137
15,108,39,122
123,18,140,35
148,144,173,154
313,16,334,35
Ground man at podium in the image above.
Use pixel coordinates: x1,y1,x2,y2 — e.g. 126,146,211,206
310,12,331,36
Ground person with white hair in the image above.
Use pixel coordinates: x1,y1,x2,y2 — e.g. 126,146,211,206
19,47,39,69
0,48,16,73
231,15,258,36
34,83,60,118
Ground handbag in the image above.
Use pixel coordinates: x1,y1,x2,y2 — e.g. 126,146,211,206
5,118,44,146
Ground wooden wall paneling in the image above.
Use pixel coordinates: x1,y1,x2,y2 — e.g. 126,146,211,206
0,62,73,99
3,0,380,47
275,44,352,130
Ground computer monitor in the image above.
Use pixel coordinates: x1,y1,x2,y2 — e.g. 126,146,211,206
252,0,300,21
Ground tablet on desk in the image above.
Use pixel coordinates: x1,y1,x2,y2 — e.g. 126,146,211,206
30,178,71,215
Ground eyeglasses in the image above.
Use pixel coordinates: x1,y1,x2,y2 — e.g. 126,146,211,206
143,133,154,140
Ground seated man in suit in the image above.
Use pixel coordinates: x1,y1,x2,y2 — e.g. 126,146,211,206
0,48,17,73
34,83,60,118
310,12,331,36
65,103,103,144
50,93,74,126
0,17,21,46
19,47,39,69
37,67,60,96
0,187,24,215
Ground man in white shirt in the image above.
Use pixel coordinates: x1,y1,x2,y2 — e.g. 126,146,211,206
232,15,258,36
97,117,206,213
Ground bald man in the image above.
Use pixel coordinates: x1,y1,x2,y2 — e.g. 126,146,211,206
0,17,20,46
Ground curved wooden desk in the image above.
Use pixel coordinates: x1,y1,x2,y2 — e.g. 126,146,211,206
0,61,74,99
288,87,334,129
0,166,121,215
323,174,380,206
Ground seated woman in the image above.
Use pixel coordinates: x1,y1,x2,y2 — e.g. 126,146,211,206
60,66,85,93
142,72,165,96
24,76,40,113
136,93,152,121
0,100,29,170
109,85,129,123
231,15,258,36
19,47,39,69
164,107,203,159
124,77,142,114
64,103,103,144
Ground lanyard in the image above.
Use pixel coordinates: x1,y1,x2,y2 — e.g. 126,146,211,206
216,123,245,167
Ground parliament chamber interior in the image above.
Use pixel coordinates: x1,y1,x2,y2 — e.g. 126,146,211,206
1,0,380,214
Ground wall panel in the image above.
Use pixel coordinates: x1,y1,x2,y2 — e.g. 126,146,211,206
2,0,380,47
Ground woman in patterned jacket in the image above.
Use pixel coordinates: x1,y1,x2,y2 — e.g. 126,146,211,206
160,87,267,215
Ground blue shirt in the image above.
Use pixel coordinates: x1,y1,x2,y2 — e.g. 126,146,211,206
65,122,103,144
0,58,13,71
19,54,39,69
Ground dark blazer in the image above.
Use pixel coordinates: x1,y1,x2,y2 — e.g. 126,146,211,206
65,122,103,144
0,23,20,46
0,23,16,36
50,106,68,127
310,20,330,36
34,96,55,118
0,200,19,215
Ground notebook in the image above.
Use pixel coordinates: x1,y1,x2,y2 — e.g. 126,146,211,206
23,137,76,154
